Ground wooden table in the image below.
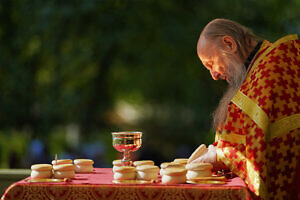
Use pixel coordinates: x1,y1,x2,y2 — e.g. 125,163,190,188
2,168,250,200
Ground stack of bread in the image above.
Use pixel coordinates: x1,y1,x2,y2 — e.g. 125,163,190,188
53,163,75,179
159,160,187,184
112,160,159,182
51,159,75,179
160,167,187,184
136,165,159,181
30,158,94,179
74,159,94,173
31,164,53,179
133,160,159,181
113,165,136,180
185,162,213,181
160,162,185,175
112,160,135,181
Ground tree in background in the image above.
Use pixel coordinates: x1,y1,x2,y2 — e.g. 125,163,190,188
0,0,299,168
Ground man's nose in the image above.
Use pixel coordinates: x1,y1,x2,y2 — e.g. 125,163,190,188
210,71,220,80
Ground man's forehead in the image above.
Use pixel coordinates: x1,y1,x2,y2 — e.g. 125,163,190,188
197,36,214,58
197,34,207,51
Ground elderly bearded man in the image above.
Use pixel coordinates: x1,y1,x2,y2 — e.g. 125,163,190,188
188,19,300,200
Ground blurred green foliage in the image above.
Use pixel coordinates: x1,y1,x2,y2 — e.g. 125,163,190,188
0,0,299,168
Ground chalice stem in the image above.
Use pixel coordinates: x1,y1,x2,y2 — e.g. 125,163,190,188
122,150,131,166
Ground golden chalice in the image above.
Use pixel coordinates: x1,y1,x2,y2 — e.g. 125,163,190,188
112,131,142,166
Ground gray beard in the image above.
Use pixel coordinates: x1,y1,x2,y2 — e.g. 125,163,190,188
212,56,247,130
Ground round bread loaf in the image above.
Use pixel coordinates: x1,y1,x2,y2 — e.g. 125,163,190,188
173,158,188,165
112,166,136,173
112,159,133,166
52,159,73,165
160,168,187,176
74,159,94,165
75,165,94,173
74,159,94,173
112,160,122,166
160,162,186,175
31,164,53,179
185,162,213,171
186,170,213,179
162,174,186,184
136,165,159,172
54,170,75,179
133,160,154,166
53,164,75,179
160,162,185,169
31,170,52,179
137,171,159,181
53,164,75,171
136,165,159,181
31,164,52,171
113,172,136,180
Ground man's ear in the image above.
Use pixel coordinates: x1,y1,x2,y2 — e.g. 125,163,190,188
222,36,237,53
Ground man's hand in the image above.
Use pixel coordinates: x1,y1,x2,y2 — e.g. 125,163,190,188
190,145,216,164
189,144,227,171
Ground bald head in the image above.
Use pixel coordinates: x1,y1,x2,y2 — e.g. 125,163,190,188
197,18,258,85
198,18,258,58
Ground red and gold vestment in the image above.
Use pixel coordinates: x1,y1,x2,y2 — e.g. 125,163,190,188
215,35,300,200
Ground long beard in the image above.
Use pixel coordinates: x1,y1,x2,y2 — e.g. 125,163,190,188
212,56,247,130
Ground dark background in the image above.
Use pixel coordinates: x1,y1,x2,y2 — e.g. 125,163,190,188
0,0,299,168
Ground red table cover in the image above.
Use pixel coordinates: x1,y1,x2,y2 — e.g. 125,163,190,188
2,168,250,200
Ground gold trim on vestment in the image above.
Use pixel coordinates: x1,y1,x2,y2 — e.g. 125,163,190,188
268,113,300,141
245,154,267,199
232,34,300,140
218,34,300,200
232,91,269,132
270,34,298,48
215,131,246,145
